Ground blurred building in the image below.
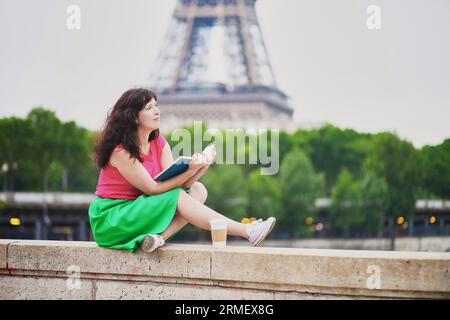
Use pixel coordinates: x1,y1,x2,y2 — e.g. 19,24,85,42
148,0,295,132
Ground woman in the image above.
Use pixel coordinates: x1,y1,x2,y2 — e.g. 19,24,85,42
89,88,276,253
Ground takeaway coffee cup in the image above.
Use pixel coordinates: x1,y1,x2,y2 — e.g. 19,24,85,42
209,219,227,248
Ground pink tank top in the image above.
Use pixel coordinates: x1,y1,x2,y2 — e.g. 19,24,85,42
94,135,167,199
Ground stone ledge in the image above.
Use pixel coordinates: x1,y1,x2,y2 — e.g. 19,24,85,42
1,240,449,299
0,240,10,269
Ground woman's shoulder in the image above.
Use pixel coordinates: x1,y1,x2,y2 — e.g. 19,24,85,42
111,144,127,156
113,143,125,150
110,144,131,167
155,134,167,149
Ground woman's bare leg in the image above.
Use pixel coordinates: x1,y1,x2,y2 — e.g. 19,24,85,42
159,214,187,241
160,182,206,241
176,189,249,239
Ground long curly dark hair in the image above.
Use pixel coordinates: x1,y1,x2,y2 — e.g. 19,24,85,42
93,88,159,168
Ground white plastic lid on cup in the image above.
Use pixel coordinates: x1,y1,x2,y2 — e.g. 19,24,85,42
210,219,227,248
210,218,227,229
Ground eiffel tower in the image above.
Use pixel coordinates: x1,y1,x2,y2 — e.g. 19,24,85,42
148,0,295,131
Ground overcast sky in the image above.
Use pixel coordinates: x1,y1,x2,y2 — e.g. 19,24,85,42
0,0,449,147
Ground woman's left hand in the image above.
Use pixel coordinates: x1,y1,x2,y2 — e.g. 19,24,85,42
202,144,216,164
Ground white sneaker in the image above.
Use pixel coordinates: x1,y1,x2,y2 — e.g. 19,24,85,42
140,234,165,253
245,217,276,246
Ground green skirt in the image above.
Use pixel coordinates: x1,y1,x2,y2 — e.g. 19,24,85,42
88,187,190,253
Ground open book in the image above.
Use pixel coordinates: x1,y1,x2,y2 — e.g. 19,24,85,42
154,156,192,182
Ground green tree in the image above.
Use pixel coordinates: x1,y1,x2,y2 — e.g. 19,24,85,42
418,139,450,198
279,148,324,238
69,130,98,192
278,131,294,168
246,170,282,220
293,124,371,194
359,170,389,235
26,107,64,192
329,168,362,237
330,168,389,237
58,121,96,191
0,116,33,191
364,132,420,248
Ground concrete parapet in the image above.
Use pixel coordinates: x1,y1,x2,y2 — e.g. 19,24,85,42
0,240,449,299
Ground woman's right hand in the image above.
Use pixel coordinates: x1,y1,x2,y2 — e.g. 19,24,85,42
188,153,207,172
202,144,216,164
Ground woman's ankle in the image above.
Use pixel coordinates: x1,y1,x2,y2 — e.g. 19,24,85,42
241,224,250,240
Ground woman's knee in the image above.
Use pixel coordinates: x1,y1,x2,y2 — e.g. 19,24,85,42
191,181,208,203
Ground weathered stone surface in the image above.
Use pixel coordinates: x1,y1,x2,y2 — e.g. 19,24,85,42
7,241,211,279
272,290,355,300
0,239,16,271
210,246,450,298
2,240,450,299
0,275,92,299
231,236,450,252
95,279,274,300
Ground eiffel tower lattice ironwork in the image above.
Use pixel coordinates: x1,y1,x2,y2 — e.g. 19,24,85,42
148,0,295,131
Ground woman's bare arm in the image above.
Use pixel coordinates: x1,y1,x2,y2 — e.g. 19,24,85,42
181,165,209,188
160,142,210,188
160,143,175,170
110,148,201,195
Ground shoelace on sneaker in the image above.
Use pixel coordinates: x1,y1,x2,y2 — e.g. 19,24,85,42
245,219,264,240
156,235,165,247
249,219,263,225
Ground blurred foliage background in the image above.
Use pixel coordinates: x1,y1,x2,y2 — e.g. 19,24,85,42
1,108,449,239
